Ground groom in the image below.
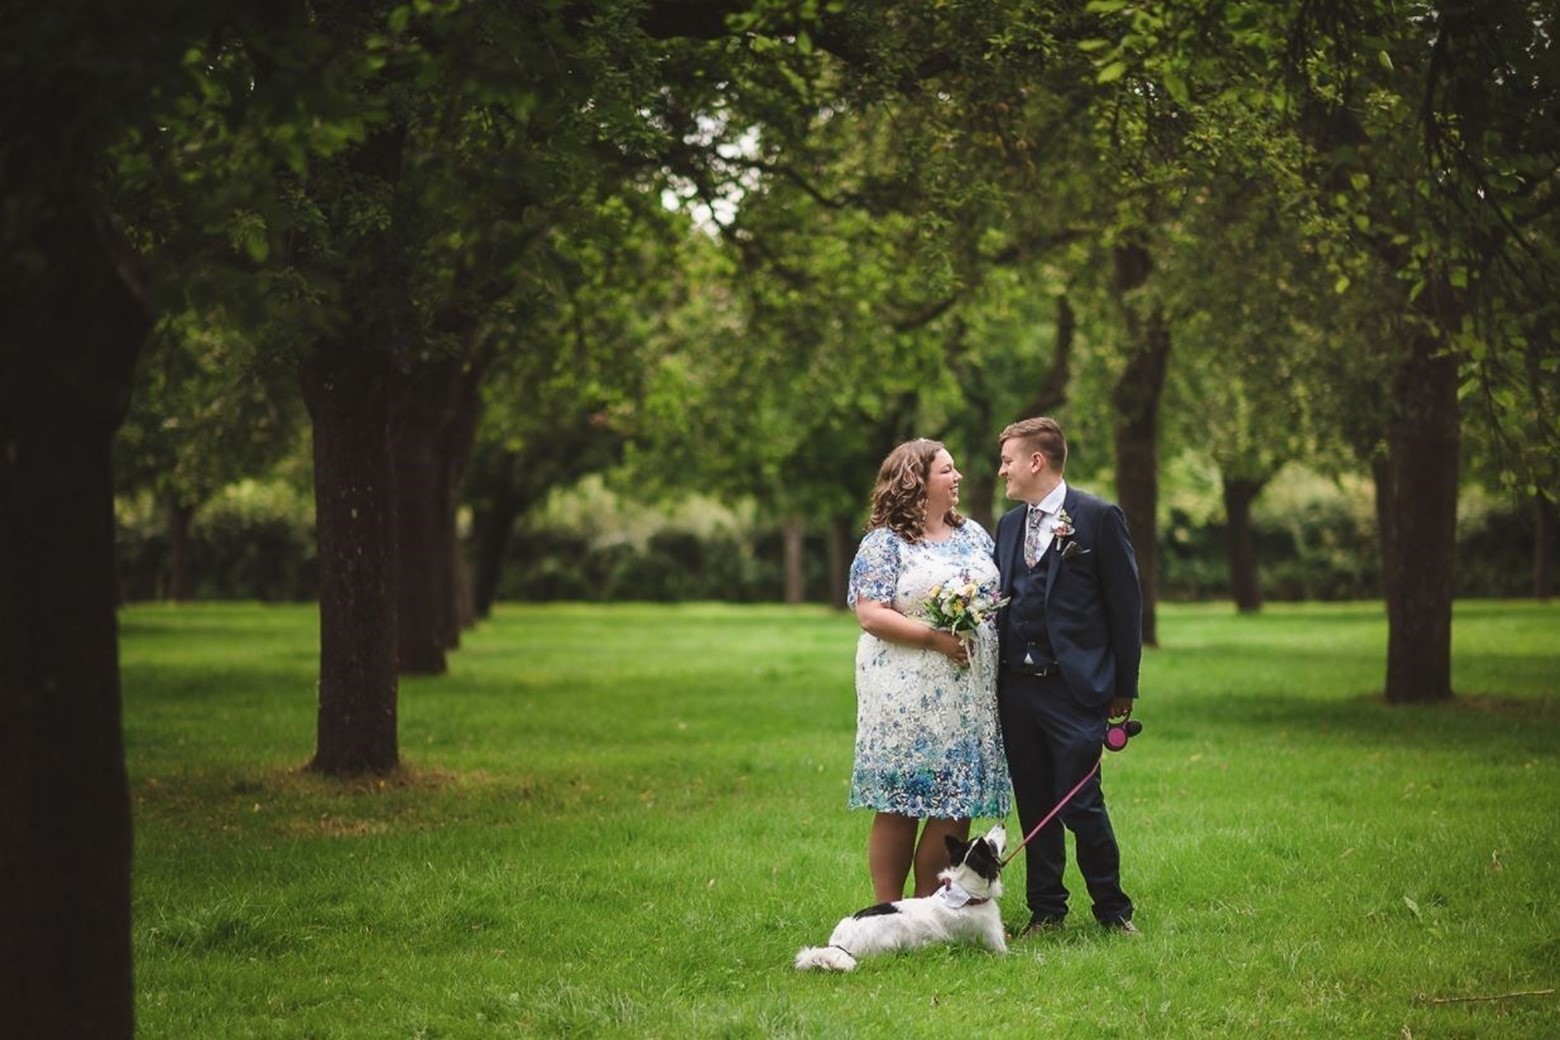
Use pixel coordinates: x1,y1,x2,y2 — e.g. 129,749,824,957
993,417,1141,935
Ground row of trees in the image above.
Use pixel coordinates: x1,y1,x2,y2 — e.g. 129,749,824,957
3,2,1556,1032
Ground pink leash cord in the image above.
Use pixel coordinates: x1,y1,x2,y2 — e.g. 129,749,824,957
999,753,1103,870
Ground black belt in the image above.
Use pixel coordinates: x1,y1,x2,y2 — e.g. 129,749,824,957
1004,659,1060,677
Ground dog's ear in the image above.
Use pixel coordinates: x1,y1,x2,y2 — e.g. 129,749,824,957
944,834,970,864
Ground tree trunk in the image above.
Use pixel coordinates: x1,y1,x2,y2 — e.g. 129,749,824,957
965,470,996,535
438,357,485,645
1222,476,1265,613
1,206,143,1039
826,512,851,610
1536,491,1553,602
468,450,526,620
453,536,477,630
300,339,400,774
166,497,196,601
1370,454,1393,598
391,368,450,677
783,514,806,604
1018,292,1075,419
1110,245,1169,648
391,351,484,665
1383,327,1460,704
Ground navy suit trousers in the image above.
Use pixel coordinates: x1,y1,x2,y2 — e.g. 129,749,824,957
999,670,1132,924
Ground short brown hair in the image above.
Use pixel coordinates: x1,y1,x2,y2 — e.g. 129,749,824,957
866,438,965,543
999,417,1067,471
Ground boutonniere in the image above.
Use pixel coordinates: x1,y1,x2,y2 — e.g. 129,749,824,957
1052,509,1092,561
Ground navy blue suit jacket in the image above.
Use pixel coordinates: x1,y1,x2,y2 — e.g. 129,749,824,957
995,487,1143,708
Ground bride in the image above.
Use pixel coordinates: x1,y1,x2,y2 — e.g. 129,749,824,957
844,438,1010,903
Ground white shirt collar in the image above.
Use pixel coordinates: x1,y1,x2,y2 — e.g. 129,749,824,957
1035,480,1068,516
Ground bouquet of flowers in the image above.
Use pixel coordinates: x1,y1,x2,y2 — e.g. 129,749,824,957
923,579,1008,639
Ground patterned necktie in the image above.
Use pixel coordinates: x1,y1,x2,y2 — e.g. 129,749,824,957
1024,506,1046,568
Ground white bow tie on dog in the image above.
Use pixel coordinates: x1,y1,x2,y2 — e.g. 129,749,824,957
794,823,1008,972
936,879,982,909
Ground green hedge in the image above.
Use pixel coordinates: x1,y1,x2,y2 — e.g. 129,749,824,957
115,484,1552,604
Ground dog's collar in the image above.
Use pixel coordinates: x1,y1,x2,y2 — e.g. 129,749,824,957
938,878,989,907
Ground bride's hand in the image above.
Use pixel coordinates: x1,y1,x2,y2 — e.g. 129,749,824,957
929,629,969,667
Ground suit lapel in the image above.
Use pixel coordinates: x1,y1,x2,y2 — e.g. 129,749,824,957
1042,489,1075,604
1000,508,1024,592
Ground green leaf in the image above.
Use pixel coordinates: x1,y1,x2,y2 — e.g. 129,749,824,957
1097,61,1128,84
1378,50,1394,72
1333,274,1351,294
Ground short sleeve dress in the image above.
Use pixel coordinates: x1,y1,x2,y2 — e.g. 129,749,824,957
846,521,1011,820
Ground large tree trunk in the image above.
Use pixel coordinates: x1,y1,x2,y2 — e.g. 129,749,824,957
391,366,452,676
390,354,486,670
300,339,400,774
1383,326,1460,704
1536,491,1553,602
1,206,144,1039
782,514,807,604
1222,476,1266,613
166,497,196,601
1110,245,1169,648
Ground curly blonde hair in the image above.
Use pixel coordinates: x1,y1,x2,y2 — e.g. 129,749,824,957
866,438,965,543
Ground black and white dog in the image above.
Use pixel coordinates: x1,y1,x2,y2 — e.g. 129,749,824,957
794,823,1008,971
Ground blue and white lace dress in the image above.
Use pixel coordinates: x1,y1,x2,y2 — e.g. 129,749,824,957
846,522,1010,820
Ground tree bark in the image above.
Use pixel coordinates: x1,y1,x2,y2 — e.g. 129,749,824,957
1222,476,1266,613
300,339,400,774
438,357,485,646
783,514,807,604
1370,454,1394,598
826,512,851,610
391,368,451,676
1018,292,1075,419
1110,245,1169,648
464,452,527,623
1,206,144,1039
1536,491,1553,602
1383,326,1460,704
390,352,486,668
166,497,196,601
965,471,996,534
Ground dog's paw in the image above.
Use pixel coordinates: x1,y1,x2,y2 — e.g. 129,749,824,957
794,945,857,972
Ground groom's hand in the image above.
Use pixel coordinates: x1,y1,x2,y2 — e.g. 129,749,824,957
1108,697,1134,720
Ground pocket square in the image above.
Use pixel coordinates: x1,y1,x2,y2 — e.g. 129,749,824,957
1059,541,1091,561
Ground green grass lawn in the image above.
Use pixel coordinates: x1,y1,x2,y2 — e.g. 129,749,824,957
121,600,1560,1039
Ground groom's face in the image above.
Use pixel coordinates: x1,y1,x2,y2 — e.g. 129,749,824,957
998,438,1044,503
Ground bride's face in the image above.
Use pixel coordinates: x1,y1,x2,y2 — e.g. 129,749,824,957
925,449,961,514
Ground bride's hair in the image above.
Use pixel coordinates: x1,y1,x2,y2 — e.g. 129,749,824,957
866,438,965,543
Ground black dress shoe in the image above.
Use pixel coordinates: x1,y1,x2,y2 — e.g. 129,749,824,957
1018,915,1066,938
1103,918,1140,935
